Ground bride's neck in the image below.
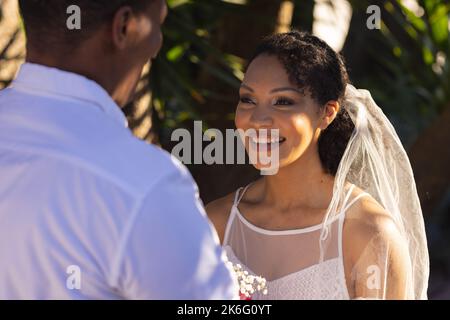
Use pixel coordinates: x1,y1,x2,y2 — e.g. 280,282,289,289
261,149,334,211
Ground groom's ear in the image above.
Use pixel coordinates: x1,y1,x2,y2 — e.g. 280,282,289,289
111,6,135,50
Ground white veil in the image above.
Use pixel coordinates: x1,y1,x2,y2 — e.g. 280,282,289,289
319,84,429,299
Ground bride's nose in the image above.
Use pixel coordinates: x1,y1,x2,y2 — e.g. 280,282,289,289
249,105,274,128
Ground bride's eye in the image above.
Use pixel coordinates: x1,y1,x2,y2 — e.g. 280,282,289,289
274,97,294,106
239,97,256,105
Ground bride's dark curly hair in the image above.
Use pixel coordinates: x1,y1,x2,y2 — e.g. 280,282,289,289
248,30,355,176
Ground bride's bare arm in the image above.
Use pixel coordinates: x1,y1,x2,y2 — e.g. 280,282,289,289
343,196,411,299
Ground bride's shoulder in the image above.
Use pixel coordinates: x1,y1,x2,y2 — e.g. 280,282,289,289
205,190,238,244
342,187,411,298
345,187,393,230
343,187,408,261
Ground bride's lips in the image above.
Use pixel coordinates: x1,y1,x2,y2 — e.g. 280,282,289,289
248,136,286,151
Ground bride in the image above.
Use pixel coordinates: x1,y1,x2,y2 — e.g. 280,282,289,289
206,31,429,300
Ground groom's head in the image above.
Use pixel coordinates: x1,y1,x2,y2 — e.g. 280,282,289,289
18,0,168,106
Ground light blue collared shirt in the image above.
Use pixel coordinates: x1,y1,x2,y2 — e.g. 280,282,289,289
0,63,238,300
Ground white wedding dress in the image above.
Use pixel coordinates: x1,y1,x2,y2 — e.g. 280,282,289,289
223,183,369,300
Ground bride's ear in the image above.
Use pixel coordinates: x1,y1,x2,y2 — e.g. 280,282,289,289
319,101,340,130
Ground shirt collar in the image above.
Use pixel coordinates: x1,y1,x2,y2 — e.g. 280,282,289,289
11,62,128,128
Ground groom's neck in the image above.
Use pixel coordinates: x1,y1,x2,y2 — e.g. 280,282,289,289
25,44,119,104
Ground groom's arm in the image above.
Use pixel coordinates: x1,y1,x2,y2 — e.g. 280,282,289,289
109,160,238,300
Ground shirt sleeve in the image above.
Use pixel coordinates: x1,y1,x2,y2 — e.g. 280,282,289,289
111,161,239,300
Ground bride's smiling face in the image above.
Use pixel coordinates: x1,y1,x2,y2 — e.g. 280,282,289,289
235,54,325,170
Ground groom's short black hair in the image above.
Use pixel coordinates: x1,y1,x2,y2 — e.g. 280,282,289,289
18,0,153,53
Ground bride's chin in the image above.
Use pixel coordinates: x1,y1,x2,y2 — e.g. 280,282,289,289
251,158,286,171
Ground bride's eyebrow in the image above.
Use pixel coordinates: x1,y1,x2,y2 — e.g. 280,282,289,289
270,87,304,94
240,84,304,95
240,84,254,92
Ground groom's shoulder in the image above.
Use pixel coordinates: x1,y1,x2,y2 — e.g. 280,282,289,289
91,135,192,195
0,86,193,195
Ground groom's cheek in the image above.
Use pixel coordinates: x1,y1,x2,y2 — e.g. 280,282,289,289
140,31,161,64
145,20,163,60
151,30,163,59
142,1,166,60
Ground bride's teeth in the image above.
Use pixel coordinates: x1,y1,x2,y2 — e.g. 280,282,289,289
251,137,285,144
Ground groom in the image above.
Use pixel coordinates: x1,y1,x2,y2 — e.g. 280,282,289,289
0,0,237,299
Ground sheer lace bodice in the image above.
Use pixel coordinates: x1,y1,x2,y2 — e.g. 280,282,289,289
223,183,369,300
